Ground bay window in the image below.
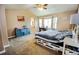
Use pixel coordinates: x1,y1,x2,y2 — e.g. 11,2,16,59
38,17,58,29
44,18,52,28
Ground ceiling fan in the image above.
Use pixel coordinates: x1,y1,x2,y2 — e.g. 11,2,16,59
34,4,48,10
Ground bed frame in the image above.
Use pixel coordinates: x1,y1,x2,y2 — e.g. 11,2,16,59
35,36,64,52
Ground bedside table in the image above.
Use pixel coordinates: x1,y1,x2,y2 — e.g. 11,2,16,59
63,37,79,55
39,27,46,32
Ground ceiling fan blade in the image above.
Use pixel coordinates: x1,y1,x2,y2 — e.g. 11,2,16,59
44,4,48,6
33,4,48,10
43,7,47,9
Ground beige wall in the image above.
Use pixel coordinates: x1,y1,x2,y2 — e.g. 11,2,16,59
56,10,77,31
0,5,9,52
0,16,4,51
5,9,36,37
57,16,70,30
0,5,9,46
39,10,77,31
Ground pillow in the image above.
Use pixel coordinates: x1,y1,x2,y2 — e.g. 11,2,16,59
54,32,67,40
55,31,73,40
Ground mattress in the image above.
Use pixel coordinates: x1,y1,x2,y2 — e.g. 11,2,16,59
35,35,63,43
35,29,72,43
35,29,61,40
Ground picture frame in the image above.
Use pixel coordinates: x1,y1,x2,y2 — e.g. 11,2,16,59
17,16,25,21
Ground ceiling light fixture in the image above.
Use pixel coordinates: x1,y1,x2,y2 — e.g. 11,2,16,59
37,7,43,11
34,4,48,11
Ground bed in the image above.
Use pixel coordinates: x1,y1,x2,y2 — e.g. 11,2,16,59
35,29,72,52
35,29,72,43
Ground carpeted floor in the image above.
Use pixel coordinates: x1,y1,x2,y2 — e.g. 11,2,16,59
2,34,62,55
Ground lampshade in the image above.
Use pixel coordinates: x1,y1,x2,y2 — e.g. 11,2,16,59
70,14,79,25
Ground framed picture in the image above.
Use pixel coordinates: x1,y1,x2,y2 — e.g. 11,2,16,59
17,16,25,21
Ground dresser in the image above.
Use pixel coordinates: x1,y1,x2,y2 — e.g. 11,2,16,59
15,28,30,37
39,27,46,32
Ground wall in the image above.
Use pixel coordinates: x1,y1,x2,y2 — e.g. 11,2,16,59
0,18,4,52
78,5,79,13
39,10,77,31
0,5,9,52
0,5,9,47
5,9,36,37
57,10,77,31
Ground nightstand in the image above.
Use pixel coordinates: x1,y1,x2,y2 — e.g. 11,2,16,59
39,27,46,32
63,37,79,55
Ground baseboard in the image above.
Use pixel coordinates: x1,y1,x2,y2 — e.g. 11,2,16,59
8,35,15,39
4,44,10,48
0,44,10,54
0,49,6,54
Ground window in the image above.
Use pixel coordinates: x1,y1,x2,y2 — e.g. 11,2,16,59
53,17,58,29
44,18,52,28
39,19,43,27
38,17,57,29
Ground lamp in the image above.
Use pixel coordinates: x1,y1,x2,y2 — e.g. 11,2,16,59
70,13,79,42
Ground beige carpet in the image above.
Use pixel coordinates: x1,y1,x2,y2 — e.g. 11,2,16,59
3,34,61,55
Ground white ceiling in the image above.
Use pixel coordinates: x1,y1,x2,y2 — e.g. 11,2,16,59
5,4,78,16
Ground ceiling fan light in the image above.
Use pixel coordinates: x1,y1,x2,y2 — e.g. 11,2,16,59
38,7,43,11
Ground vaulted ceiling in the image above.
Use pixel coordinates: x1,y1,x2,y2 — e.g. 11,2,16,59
5,4,78,16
